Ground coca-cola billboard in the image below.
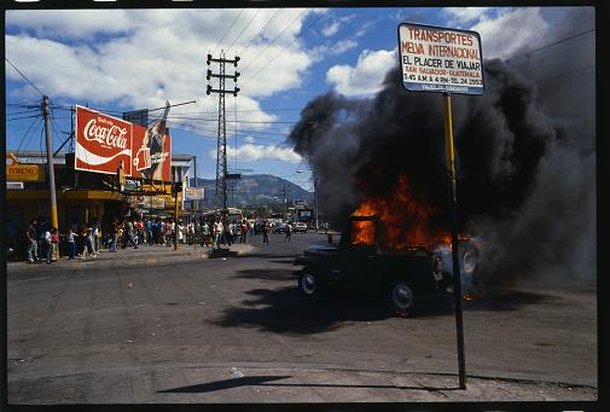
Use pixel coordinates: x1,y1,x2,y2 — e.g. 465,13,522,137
131,120,172,182
75,106,133,176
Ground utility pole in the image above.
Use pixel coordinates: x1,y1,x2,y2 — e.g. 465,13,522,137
42,95,59,239
206,50,240,211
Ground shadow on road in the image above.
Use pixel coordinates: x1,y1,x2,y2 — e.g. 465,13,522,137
211,281,409,334
158,375,461,394
213,267,554,335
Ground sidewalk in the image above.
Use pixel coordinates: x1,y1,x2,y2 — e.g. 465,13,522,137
7,242,254,274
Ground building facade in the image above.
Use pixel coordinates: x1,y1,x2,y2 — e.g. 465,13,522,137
5,151,195,255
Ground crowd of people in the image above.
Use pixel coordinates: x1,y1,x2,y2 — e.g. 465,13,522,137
23,216,194,263
20,215,315,263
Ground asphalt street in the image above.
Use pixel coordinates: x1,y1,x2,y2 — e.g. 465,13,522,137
6,231,598,405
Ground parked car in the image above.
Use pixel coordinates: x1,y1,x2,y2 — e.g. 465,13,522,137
273,222,289,234
292,222,308,233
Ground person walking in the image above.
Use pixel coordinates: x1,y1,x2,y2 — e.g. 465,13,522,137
225,221,233,247
124,219,138,249
83,224,95,258
284,222,292,242
26,218,38,263
240,221,248,244
262,221,270,245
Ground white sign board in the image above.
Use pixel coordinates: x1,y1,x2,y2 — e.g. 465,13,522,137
7,182,24,190
185,187,205,200
398,23,484,95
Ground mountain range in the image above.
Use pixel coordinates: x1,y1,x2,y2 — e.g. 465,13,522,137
189,174,313,209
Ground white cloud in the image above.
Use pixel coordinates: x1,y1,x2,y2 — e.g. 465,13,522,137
6,9,133,39
322,21,341,37
208,144,302,163
5,8,318,116
471,8,549,59
325,49,396,97
442,7,491,26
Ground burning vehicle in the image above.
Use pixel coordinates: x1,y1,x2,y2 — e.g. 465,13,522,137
294,176,480,315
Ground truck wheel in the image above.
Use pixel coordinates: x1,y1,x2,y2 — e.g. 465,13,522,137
298,269,322,298
389,281,415,314
462,248,478,275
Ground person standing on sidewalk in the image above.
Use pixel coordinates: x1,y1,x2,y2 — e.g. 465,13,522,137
67,226,77,260
35,217,46,261
43,226,53,264
50,227,60,261
91,220,100,256
26,218,39,263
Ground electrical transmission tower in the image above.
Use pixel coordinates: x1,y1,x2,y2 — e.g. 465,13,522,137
206,50,240,211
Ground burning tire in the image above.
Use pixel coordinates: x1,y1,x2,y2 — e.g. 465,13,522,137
389,281,415,314
298,268,323,299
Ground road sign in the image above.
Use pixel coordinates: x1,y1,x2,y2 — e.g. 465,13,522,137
398,23,484,95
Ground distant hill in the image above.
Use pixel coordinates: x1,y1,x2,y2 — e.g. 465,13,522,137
189,174,313,209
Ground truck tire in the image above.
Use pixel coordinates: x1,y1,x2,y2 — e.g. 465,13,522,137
298,268,323,299
460,246,479,296
389,281,415,314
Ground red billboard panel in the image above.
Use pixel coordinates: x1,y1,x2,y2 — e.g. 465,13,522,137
75,106,133,176
131,120,172,182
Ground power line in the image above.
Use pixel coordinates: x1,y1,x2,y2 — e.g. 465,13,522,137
242,11,326,88
508,28,595,61
15,116,43,153
226,9,261,54
239,9,307,75
5,57,46,96
6,114,41,122
238,8,282,56
213,10,244,55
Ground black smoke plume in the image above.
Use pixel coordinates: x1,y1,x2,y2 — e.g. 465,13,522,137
287,56,595,286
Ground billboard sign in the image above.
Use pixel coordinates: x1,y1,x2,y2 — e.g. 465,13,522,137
75,106,133,176
398,23,484,95
131,121,172,182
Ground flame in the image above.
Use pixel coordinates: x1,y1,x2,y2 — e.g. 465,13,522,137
352,175,449,249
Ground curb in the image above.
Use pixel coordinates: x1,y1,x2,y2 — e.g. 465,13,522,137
7,244,255,274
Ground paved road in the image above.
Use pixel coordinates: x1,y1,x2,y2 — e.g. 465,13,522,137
7,232,598,404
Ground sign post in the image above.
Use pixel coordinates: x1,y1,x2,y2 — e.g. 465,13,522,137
398,22,484,390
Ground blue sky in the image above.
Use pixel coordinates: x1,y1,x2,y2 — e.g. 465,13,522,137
4,6,588,192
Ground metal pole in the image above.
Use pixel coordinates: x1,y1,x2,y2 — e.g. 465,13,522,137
314,171,319,231
443,93,467,390
43,95,59,236
174,181,179,251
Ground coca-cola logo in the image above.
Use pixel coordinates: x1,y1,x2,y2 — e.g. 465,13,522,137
83,117,128,149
